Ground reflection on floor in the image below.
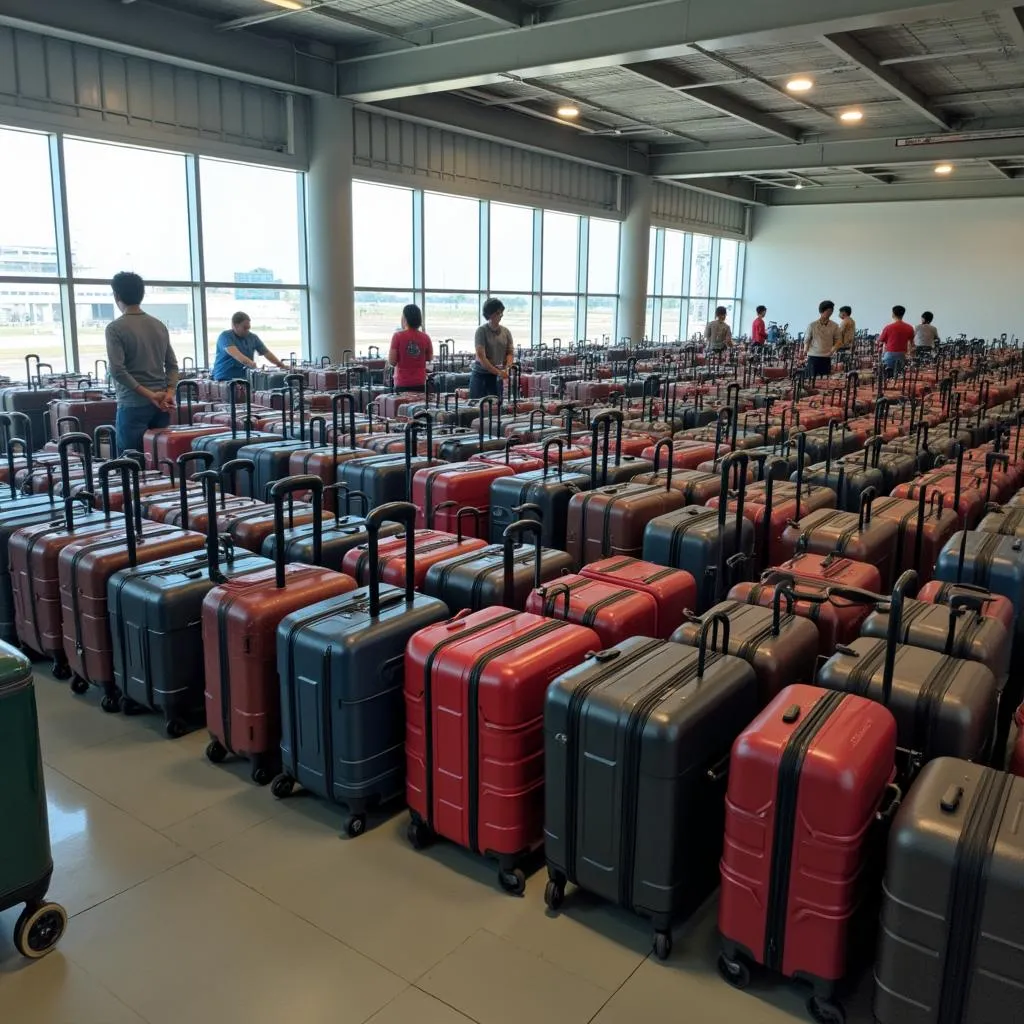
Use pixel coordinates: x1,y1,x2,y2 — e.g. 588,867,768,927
1,669,877,1024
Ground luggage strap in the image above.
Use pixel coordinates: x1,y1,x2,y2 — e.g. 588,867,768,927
937,769,1012,1024
911,655,961,760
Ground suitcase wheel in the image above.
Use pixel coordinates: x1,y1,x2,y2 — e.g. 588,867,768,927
70,675,89,696
498,867,526,897
100,693,120,715
165,719,188,740
406,817,434,851
653,931,673,962
205,739,228,764
270,774,295,800
14,901,67,960
716,952,750,989
121,697,143,717
251,764,273,787
543,877,565,912
807,996,845,1024
51,657,71,681
342,812,366,838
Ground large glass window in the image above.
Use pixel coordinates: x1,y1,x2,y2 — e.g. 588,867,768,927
541,296,576,346
0,284,65,381
425,193,479,290
500,296,532,348
662,231,686,297
661,298,682,343
542,211,578,294
353,291,413,352
489,203,533,292
717,239,739,298
585,297,616,343
689,234,713,299
587,219,619,295
353,181,413,289
0,129,58,277
424,293,480,349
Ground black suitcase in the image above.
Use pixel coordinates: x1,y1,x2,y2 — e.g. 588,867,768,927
108,469,270,736
271,502,449,836
934,530,1024,635
642,452,755,613
874,758,1024,1024
817,570,999,771
435,399,507,460
803,442,885,513
190,380,278,470
422,519,574,612
563,410,654,485
542,621,759,958
338,422,437,510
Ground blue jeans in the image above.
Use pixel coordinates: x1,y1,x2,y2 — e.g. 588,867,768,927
469,371,501,401
807,355,831,378
882,352,906,377
116,403,169,459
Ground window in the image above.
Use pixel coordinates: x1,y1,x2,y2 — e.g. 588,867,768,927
541,296,576,346
717,239,739,298
500,296,532,349
661,298,682,343
0,129,58,277
542,211,578,293
646,229,657,294
689,234,713,298
352,181,413,289
662,231,685,297
206,287,305,366
425,193,479,290
0,284,65,381
585,297,616,342
587,219,619,295
489,203,533,292
354,291,413,354
424,293,480,350
686,299,710,341
644,298,655,344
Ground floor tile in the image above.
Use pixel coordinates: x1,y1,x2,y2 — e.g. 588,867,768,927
60,857,405,1024
368,987,475,1024
33,675,135,761
417,929,612,1024
160,783,283,854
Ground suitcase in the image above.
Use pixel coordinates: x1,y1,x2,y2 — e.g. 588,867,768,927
47,397,117,447
916,580,1017,636
411,460,515,538
404,604,600,892
542,624,759,955
421,518,575,612
108,469,271,737
669,587,821,706
189,380,280,471
934,530,1024,634
201,476,358,784
337,421,439,510
564,411,654,485
873,758,1024,1024
629,436,726,503
871,488,960,583
817,571,999,770
642,452,756,613
142,381,225,472
272,502,451,836
0,642,67,959
137,451,217,524
717,683,898,1021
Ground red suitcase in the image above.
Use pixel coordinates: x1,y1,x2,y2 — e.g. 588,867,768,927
404,606,599,892
411,461,516,538
201,476,357,784
870,488,959,583
142,381,225,473
717,684,899,1022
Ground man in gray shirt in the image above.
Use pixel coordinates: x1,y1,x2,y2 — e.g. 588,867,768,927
704,306,733,354
470,297,514,400
105,272,179,456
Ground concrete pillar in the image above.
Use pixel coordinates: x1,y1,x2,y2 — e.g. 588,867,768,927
306,97,355,362
615,175,653,344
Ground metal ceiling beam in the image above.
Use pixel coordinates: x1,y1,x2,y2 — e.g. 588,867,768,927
446,0,532,27
219,2,418,44
880,44,1011,65
998,6,1024,50
767,176,1024,205
335,0,995,100
853,167,897,184
664,178,762,205
0,0,336,93
624,61,803,142
988,160,1020,178
820,32,953,129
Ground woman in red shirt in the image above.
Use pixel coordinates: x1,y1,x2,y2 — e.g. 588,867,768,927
388,304,433,392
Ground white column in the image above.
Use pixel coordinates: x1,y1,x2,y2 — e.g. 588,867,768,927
615,175,653,344
306,97,355,362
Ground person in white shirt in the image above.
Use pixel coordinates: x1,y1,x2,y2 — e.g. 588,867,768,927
914,311,940,359
704,306,733,354
804,300,842,378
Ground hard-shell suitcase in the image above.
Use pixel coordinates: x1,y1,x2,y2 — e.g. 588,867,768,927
542,624,759,956
338,421,438,510
412,460,515,538
108,469,270,737
201,476,358,784
817,571,999,769
404,603,600,892
272,503,450,836
669,587,821,706
916,581,1016,637
563,411,654,485
189,380,280,471
142,381,225,472
0,642,67,959
871,488,960,583
873,758,1024,1024
934,530,1024,634
577,556,696,639
717,684,898,1021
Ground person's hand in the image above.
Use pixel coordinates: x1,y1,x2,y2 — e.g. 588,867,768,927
500,368,509,380
160,391,176,411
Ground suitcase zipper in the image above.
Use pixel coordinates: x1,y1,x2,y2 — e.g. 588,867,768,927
420,610,519,830
846,641,887,697
592,557,677,586
911,654,962,759
936,769,1012,1024
764,690,845,972
466,620,564,854
356,536,451,583
599,486,661,558
973,532,1000,588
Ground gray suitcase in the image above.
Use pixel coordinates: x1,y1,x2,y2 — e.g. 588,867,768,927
874,758,1024,1024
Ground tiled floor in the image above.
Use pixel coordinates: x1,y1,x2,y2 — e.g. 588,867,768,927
1,671,878,1024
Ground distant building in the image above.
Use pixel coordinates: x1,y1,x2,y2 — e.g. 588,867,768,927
235,268,281,301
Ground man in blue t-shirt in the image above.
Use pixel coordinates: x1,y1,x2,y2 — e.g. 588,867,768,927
211,311,286,380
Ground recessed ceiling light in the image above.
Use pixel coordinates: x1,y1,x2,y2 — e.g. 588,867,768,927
794,182,804,190
557,104,580,118
935,163,954,175
840,109,864,123
786,77,814,93
264,0,305,9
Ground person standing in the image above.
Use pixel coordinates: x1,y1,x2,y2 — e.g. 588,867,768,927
751,306,768,346
914,311,940,358
470,298,514,399
388,303,432,392
837,306,856,351
105,272,179,456
803,300,842,378
879,305,915,377
211,312,286,381
704,306,733,354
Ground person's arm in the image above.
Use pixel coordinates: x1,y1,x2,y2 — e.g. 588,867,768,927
224,344,259,371
474,328,503,376
106,323,163,408
387,334,400,367
162,338,179,410
878,325,889,354
424,336,434,366
503,331,514,372
253,336,285,369
725,325,734,348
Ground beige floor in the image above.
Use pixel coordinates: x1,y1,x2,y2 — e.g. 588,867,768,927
1,670,877,1024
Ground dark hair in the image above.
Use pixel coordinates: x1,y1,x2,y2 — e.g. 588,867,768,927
839,305,852,316
921,311,934,323
231,311,250,327
403,303,423,330
818,300,835,315
893,305,906,318
482,298,505,319
715,306,728,318
756,305,767,315
111,271,145,307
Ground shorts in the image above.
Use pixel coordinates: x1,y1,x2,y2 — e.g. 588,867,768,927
807,355,832,377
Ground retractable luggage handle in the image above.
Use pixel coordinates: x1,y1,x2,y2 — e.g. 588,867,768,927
590,410,624,486
477,396,496,451
943,592,988,655
175,380,199,426
650,438,675,491
55,416,81,439
542,437,564,478
432,501,483,541
502,519,543,608
364,501,417,615
174,451,214,529
857,486,878,530
984,452,1009,506
57,431,94,500
332,392,358,457
539,581,573,620
715,451,749,603
270,475,323,587
405,419,423,501
220,459,257,511
196,470,231,583
697,611,732,675
307,416,329,450
285,373,306,442
8,411,34,454
228,379,253,441
759,457,790,561
864,435,885,471
792,430,807,520
63,490,96,533
101,458,143,567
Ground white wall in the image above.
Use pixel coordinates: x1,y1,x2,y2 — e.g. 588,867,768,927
743,198,1024,340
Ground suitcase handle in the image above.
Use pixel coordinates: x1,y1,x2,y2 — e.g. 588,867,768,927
197,469,228,582
365,501,417,613
57,431,94,502
173,451,213,527
650,438,674,490
503,519,543,605
332,392,358,454
881,569,918,706
697,612,731,675
227,380,252,441
539,582,572,620
102,458,142,564
857,486,877,529
175,380,198,426
270,475,324,586
541,437,564,477
220,459,256,509
63,491,95,532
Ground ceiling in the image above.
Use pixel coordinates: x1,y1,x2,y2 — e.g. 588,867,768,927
12,1,1024,205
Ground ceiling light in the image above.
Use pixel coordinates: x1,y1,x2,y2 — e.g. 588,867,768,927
264,0,305,9
786,77,814,93
557,104,580,119
794,182,804,190
935,163,954,175
840,109,864,123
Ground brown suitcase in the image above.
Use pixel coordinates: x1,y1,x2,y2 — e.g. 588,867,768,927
629,437,726,504
870,487,960,583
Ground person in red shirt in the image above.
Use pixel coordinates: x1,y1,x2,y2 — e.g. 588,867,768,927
878,304,914,378
388,304,433,391
751,305,768,345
